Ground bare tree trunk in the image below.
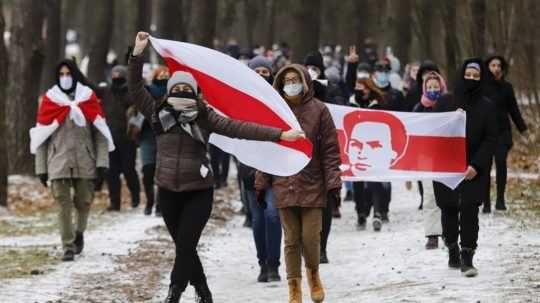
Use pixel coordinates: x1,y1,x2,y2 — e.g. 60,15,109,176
243,0,258,48
157,0,184,41
6,0,45,175
354,0,372,52
393,0,412,63
265,0,277,48
135,0,152,62
40,0,63,93
440,0,459,88
87,0,115,83
413,0,435,60
191,0,218,48
470,0,486,56
289,0,322,62
0,1,8,206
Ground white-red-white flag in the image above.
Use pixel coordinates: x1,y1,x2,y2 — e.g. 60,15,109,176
328,104,467,189
149,36,312,177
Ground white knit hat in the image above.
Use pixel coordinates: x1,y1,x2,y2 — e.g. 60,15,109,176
167,71,198,93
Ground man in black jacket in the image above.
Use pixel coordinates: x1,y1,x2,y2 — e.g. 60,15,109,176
482,55,528,212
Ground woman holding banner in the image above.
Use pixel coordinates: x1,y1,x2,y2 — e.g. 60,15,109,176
129,32,305,303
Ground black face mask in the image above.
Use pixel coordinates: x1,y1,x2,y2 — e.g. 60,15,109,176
264,75,274,85
464,78,480,93
112,77,126,87
354,90,368,102
153,79,168,87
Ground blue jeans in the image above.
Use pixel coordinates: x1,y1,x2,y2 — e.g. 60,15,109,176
247,189,282,268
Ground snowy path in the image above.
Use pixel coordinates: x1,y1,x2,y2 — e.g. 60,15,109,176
171,182,540,303
1,182,539,302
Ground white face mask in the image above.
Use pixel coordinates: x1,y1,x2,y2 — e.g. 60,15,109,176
283,83,303,97
59,76,73,90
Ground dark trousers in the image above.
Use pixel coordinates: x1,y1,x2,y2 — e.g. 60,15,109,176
209,144,230,187
247,189,282,267
160,187,213,291
107,142,140,210
142,164,158,211
353,182,387,218
320,194,332,253
439,200,479,250
484,144,511,208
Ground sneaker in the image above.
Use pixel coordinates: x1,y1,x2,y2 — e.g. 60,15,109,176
460,248,478,277
381,212,390,223
447,242,461,269
257,265,268,283
62,250,75,262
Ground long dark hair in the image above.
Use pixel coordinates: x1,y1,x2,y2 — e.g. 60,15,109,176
55,59,95,94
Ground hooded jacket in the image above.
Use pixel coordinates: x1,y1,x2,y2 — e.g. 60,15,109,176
483,55,527,144
255,64,342,209
434,58,498,206
404,60,440,112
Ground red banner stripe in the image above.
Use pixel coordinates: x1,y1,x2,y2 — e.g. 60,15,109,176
162,56,313,158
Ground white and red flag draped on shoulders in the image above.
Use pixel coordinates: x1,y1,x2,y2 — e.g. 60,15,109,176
149,36,312,176
29,83,115,154
328,104,467,189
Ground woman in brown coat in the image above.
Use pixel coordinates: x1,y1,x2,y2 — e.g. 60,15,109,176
130,32,304,303
256,64,342,303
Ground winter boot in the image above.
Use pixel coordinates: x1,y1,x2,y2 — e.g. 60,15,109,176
372,215,382,232
267,266,281,282
74,231,84,255
288,278,302,303
482,201,491,214
447,242,461,269
194,280,213,303
62,250,75,262
460,248,478,277
144,205,152,216
164,284,182,303
257,264,269,282
320,250,329,264
306,268,325,303
357,215,366,231
425,236,438,250
495,200,507,211
381,212,390,223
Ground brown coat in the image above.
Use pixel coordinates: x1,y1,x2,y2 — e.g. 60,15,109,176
255,64,342,208
128,55,282,192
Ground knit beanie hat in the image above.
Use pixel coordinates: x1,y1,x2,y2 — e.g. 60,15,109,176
167,71,198,93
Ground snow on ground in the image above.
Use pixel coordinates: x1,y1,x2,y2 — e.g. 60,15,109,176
156,182,540,303
1,181,539,303
0,210,163,302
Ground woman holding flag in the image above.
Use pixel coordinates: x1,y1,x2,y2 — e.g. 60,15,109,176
129,32,305,303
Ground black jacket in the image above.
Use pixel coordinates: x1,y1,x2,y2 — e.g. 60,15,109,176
483,56,527,145
434,58,498,206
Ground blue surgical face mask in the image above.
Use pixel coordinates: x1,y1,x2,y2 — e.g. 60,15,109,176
374,72,389,88
425,90,442,101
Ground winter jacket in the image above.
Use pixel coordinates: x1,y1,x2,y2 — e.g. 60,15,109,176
380,85,405,111
404,61,440,112
433,58,498,206
35,103,110,180
99,85,133,144
255,64,342,209
483,56,527,145
128,55,282,192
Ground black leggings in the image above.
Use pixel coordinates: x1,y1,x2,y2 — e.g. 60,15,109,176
142,164,156,209
160,187,213,291
320,194,332,253
484,144,511,207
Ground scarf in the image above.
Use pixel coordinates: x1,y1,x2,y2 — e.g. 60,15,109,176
158,97,205,144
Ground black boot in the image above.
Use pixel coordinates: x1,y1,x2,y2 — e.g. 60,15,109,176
267,266,281,282
495,200,507,211
257,264,268,282
447,242,461,269
320,250,329,264
460,248,478,277
357,215,366,231
381,212,390,223
74,231,84,255
144,206,152,216
425,236,438,250
482,201,491,214
194,281,213,303
62,250,75,262
164,284,182,303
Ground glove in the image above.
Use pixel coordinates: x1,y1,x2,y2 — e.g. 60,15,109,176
328,188,341,208
95,167,108,191
256,189,267,209
38,174,48,188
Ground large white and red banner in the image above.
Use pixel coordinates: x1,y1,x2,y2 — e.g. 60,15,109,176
149,36,312,177
149,37,466,188
329,104,466,189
